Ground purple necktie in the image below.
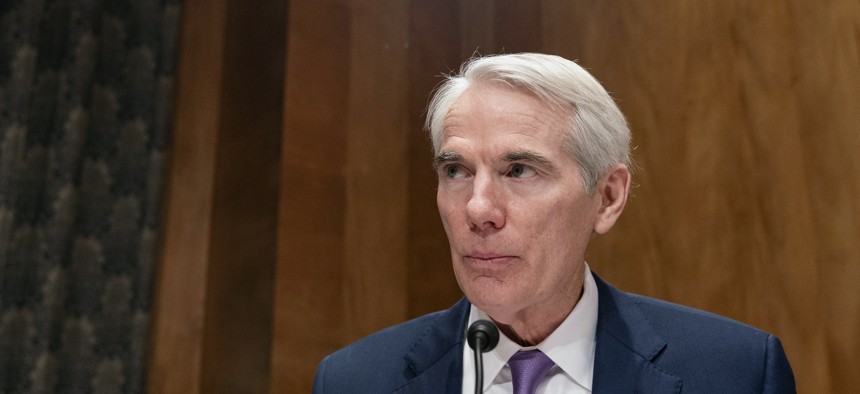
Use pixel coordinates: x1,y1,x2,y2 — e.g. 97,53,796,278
507,350,555,394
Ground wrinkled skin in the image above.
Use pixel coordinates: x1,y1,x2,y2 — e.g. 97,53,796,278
435,83,629,345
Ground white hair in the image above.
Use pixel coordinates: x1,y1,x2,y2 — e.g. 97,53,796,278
425,53,631,193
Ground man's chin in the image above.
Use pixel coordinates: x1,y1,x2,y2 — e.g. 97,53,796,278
465,289,520,320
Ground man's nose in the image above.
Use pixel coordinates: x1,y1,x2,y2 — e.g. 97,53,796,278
465,174,505,233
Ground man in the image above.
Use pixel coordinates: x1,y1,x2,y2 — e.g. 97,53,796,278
312,53,795,393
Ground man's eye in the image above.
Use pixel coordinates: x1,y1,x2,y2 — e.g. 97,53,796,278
509,164,536,178
446,165,464,179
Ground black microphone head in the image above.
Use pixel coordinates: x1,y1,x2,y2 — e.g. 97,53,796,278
467,320,500,352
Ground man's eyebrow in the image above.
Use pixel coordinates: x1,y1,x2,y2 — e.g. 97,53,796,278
433,151,462,168
502,150,556,169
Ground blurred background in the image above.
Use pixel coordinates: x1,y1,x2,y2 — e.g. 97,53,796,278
1,0,858,393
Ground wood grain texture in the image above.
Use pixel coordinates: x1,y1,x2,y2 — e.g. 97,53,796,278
270,1,351,392
148,0,284,392
147,0,226,391
342,0,411,341
198,0,285,391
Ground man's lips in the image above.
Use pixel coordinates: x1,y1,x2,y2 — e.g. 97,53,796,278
463,253,517,263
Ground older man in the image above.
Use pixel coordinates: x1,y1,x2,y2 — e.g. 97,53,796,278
312,53,795,393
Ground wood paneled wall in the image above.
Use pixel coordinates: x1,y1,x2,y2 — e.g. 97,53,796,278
148,0,286,392
151,1,860,393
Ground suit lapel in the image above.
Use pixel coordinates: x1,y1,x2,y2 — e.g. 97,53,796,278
393,298,470,394
391,275,683,393
592,273,682,394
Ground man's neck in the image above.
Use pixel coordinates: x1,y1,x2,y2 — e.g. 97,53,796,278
491,280,584,346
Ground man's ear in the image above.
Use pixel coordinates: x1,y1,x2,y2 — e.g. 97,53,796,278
594,164,631,235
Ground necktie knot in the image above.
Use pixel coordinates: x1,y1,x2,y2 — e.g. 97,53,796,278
507,350,555,394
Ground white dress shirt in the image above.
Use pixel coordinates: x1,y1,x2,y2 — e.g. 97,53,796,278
461,263,599,394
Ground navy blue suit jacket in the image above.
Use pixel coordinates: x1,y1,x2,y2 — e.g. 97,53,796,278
313,273,796,393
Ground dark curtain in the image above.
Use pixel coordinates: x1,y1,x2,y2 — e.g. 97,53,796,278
0,0,181,392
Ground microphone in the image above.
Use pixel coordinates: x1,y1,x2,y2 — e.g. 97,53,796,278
467,320,499,394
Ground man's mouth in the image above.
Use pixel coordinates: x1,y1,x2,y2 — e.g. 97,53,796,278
466,252,513,260
463,253,518,267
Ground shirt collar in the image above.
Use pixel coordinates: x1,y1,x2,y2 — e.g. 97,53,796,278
465,263,599,391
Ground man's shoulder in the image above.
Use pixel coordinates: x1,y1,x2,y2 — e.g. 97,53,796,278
595,273,772,344
595,274,795,392
628,291,769,339
326,305,455,362
313,298,469,393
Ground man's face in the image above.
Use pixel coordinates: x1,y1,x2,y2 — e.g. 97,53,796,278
436,84,603,325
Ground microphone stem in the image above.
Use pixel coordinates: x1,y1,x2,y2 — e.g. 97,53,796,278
474,336,484,394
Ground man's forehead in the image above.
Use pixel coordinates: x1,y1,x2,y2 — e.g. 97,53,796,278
440,111,569,150
438,119,570,155
442,111,553,135
443,87,552,122
441,88,571,142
